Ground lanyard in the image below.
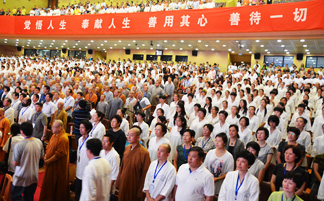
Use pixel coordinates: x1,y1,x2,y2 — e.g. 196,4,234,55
153,161,167,183
0,117,4,122
202,137,211,149
64,96,70,104
282,193,296,201
79,135,89,152
12,101,17,107
4,107,11,112
284,163,296,175
93,156,101,160
90,123,98,137
33,112,42,122
21,107,29,116
183,144,192,162
235,174,245,200
56,110,61,117
24,136,33,139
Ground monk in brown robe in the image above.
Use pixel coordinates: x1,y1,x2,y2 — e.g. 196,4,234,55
116,126,151,201
39,120,70,201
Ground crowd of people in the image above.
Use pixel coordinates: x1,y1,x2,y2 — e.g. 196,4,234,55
0,0,273,16
0,54,324,201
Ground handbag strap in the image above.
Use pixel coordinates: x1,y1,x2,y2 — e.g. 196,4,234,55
4,137,12,164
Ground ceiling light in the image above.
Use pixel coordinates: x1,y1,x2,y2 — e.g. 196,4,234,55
114,44,117,46
286,52,289,54
33,46,35,48
180,40,184,43
91,40,94,42
75,43,78,45
241,45,245,47
63,43,66,45
52,40,55,42
172,44,175,47
246,49,249,51
198,40,201,43
97,47,100,48
256,40,260,42
110,47,113,49
73,46,75,48
223,44,226,47
205,44,208,47
267,52,270,54
260,45,264,47
307,52,310,54
211,48,215,51
228,49,232,51
118,40,122,42
27,44,29,46
104,40,108,43
44,47,47,48
180,48,183,50
265,49,268,51
123,47,126,49
56,47,58,49
142,44,145,46
15,39,19,41
79,48,81,50
164,40,168,43
236,40,239,43
281,45,285,47
195,48,198,50
101,44,104,46
4,41,7,43
305,49,309,52
128,44,131,46
300,39,305,42
40,40,43,42
133,40,136,42
137,47,140,49
249,51,252,54
232,51,235,53
188,44,192,47
303,45,307,47
277,39,282,42
284,49,288,52
61,46,64,48
157,44,160,46
65,40,68,42
27,39,30,41
216,40,220,43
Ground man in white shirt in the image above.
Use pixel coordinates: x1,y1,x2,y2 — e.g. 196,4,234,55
64,89,75,118
18,98,35,124
42,93,56,127
143,143,176,201
3,98,15,125
100,134,120,194
80,138,111,201
11,92,21,120
172,146,214,201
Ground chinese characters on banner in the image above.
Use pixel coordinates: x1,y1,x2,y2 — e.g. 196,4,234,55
0,0,323,36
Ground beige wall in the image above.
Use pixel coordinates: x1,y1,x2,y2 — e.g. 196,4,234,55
106,49,229,72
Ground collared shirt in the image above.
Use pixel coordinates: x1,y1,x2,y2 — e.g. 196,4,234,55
42,101,56,117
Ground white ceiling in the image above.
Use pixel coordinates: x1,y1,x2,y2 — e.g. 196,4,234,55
1,38,323,55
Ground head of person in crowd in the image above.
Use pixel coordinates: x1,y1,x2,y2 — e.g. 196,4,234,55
86,138,102,159
215,132,228,150
80,120,92,136
136,111,145,123
284,145,302,165
116,108,126,119
22,97,31,107
188,146,205,170
34,102,43,113
273,107,283,118
295,117,307,132
282,171,304,198
157,144,171,162
110,115,122,129
203,124,213,140
256,127,269,142
219,110,228,123
102,134,115,152
268,115,279,129
11,123,21,137
229,124,239,139
20,122,33,137
239,116,249,129
52,120,64,134
78,100,87,109
127,125,142,146
236,150,255,172
3,98,11,107
154,123,168,138
246,141,260,158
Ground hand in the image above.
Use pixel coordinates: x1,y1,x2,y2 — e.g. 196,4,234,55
44,159,51,166
147,197,155,201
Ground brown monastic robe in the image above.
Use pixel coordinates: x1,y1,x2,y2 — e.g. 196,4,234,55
39,130,70,201
116,143,151,201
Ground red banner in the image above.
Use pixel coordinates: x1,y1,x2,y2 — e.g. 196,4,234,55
0,0,323,36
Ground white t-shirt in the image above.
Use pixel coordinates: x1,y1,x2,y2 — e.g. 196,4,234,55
100,148,120,181
76,136,91,180
80,157,111,201
63,96,75,117
143,160,176,201
148,137,171,162
190,119,208,140
175,163,214,201
89,122,106,140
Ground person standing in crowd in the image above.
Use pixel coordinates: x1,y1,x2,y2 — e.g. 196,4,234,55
64,88,75,121
143,144,176,201
116,126,151,201
39,120,70,201
80,138,112,201
3,98,14,125
42,93,56,127
172,146,214,201
106,115,126,159
18,97,34,124
89,111,106,140
11,122,44,201
51,101,68,130
0,108,10,147
218,150,259,201
100,134,120,195
75,120,92,201
31,102,47,140
108,90,123,120
72,99,91,144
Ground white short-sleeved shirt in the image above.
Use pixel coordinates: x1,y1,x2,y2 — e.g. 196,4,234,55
153,103,170,120
76,136,91,180
120,118,129,137
100,148,120,180
190,119,208,140
89,122,106,140
42,101,57,117
175,163,214,201
18,106,35,124
63,96,75,116
238,128,252,146
134,121,149,146
218,170,259,201
148,137,171,162
143,160,176,201
212,122,229,138
248,159,264,178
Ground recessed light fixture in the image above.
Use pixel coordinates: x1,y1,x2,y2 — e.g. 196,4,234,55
114,44,117,46
303,45,307,47
228,49,232,51
52,40,55,42
150,47,153,50
211,48,215,51
195,48,198,50
164,40,168,43
300,39,305,42
267,52,270,54
118,40,122,42
256,40,260,42
198,40,201,43
142,44,145,46
307,52,310,54
216,40,220,43
128,44,131,46
205,44,208,47
133,40,136,42
91,40,94,42
265,49,268,51
188,44,192,47
286,52,290,54
223,44,226,47
260,45,264,47
284,49,288,52
180,48,183,50
277,39,282,42
157,44,160,47
249,51,252,54
85,46,88,48
305,49,309,52
165,48,168,50
232,51,235,53
180,40,184,43
104,40,108,43
246,49,249,51
172,44,175,47
137,47,140,49
281,45,285,47
110,47,113,49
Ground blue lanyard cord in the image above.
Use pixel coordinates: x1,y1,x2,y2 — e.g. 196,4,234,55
0,117,4,122
90,123,98,136
21,107,29,116
202,137,211,149
153,161,167,183
79,135,89,152
282,193,296,201
284,163,296,175
56,110,60,117
183,145,192,162
235,175,245,200
64,97,70,104
33,112,42,122
93,156,101,160
4,107,10,112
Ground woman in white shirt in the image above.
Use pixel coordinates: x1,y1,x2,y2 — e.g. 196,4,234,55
190,108,208,140
238,99,248,117
226,106,240,126
117,109,129,137
265,115,282,149
206,106,219,125
246,141,265,183
169,115,187,160
218,150,259,201
188,103,200,126
204,133,234,195
238,117,252,146
148,123,171,162
133,112,149,147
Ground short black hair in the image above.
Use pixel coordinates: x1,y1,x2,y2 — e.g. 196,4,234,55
112,115,122,124
246,141,261,157
273,107,283,114
136,111,146,118
229,124,239,133
198,108,207,116
157,108,165,114
155,122,167,135
256,127,269,139
183,129,195,138
287,127,301,139
284,145,302,164
237,149,255,166
204,124,214,133
268,115,280,126
20,122,33,137
79,100,87,109
96,111,105,121
239,116,249,127
10,123,21,136
35,102,43,107
86,138,102,156
284,171,304,189
46,93,53,99
80,120,93,133
219,110,228,118
215,133,228,145
189,146,205,160
104,134,115,144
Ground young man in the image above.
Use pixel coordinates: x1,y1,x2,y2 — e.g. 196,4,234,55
11,122,44,201
100,134,120,193
172,146,214,201
80,138,112,201
106,115,126,159
31,102,48,140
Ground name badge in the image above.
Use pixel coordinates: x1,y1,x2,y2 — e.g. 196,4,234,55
149,184,154,194
32,123,35,128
